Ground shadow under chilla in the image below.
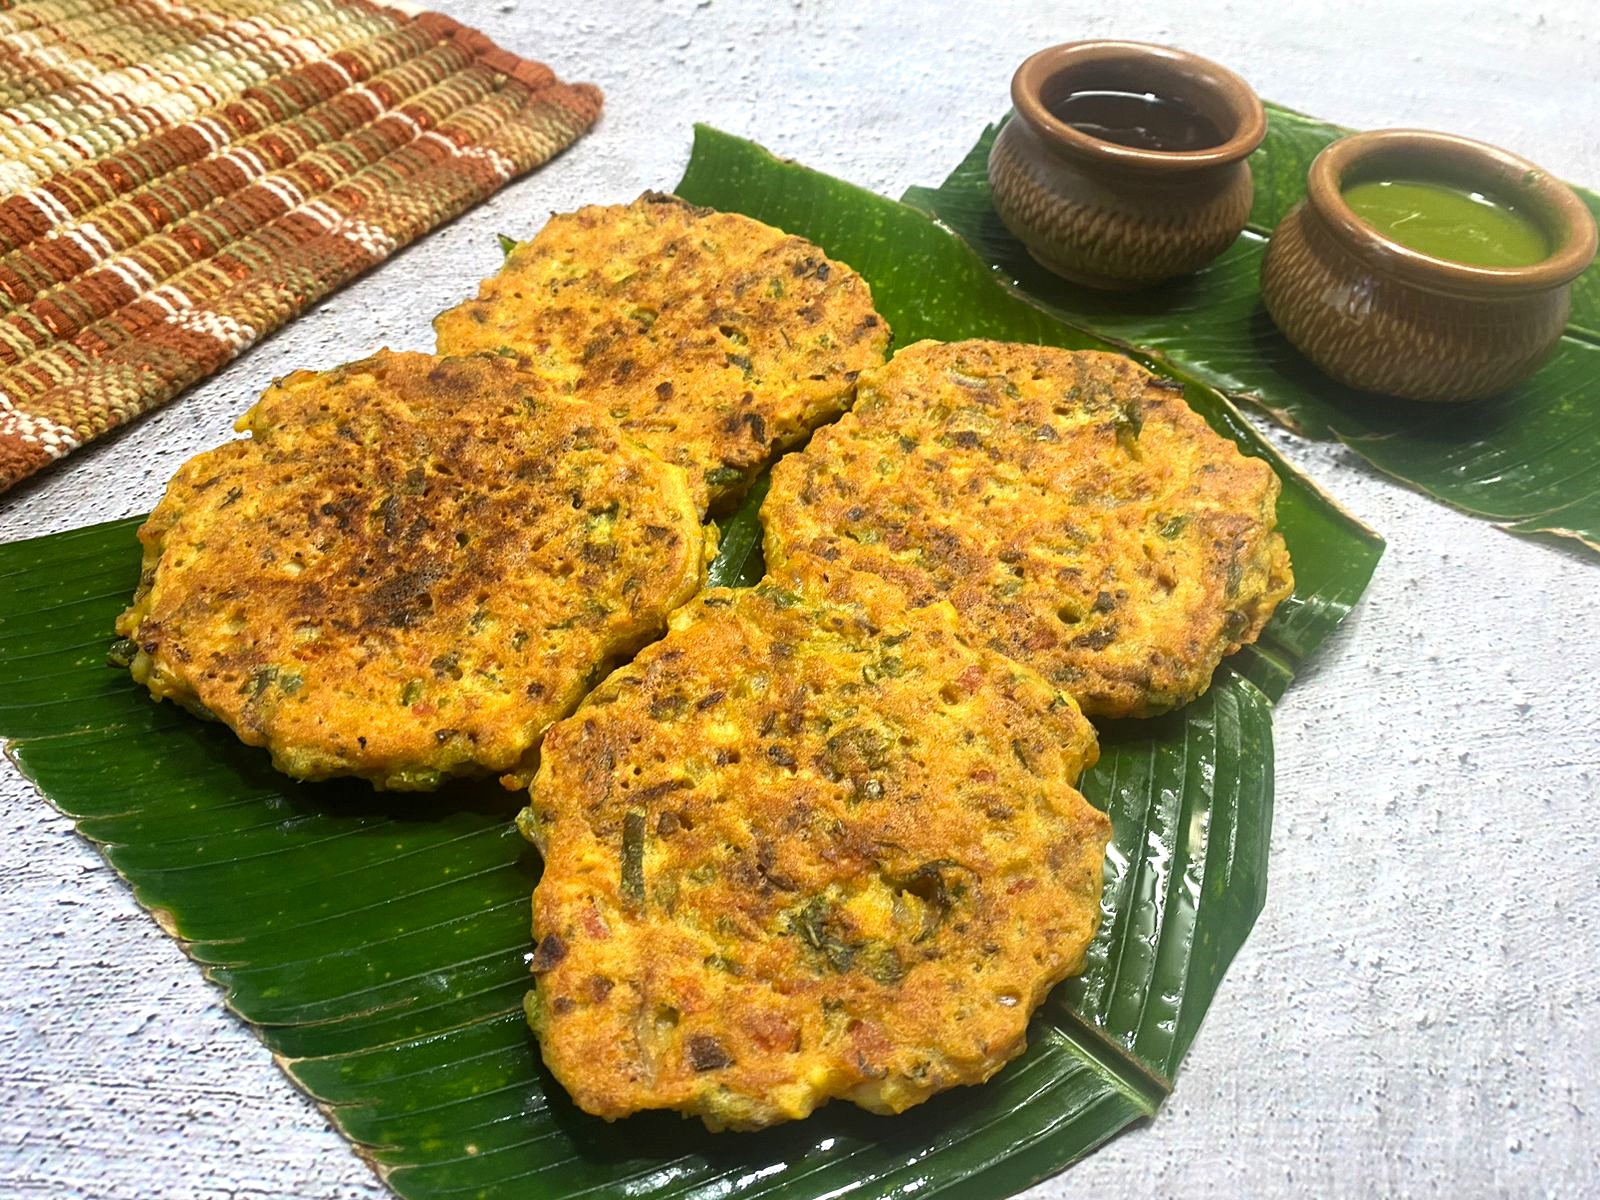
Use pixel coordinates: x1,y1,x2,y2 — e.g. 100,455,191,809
182,710,526,826
540,1032,1040,1177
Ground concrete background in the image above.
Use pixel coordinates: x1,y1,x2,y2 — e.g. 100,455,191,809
3,0,1598,1195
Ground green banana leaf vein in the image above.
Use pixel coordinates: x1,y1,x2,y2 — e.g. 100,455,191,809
0,125,1381,1200
904,104,1600,554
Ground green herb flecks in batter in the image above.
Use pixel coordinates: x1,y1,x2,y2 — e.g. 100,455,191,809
621,809,647,908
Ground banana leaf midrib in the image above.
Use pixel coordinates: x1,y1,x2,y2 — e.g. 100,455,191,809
1042,1007,1170,1114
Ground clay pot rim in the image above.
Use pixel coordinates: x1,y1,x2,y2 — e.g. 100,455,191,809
1011,40,1266,172
1306,129,1599,295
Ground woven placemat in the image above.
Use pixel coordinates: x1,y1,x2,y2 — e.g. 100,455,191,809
0,0,601,493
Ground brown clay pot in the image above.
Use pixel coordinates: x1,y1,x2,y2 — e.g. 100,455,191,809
1261,129,1598,402
987,40,1266,290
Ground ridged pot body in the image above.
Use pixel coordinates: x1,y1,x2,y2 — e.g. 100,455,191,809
1261,200,1572,402
988,114,1254,290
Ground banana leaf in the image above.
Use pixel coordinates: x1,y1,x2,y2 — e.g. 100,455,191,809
0,126,1380,1199
903,105,1600,553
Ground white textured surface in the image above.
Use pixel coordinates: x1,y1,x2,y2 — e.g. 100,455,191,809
2,0,1598,1195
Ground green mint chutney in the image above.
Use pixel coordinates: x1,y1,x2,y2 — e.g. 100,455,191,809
1341,178,1550,268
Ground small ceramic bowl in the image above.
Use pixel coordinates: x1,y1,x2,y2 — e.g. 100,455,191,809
987,40,1266,290
1260,129,1598,402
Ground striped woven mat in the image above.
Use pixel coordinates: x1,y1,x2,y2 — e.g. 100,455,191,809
0,0,601,494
